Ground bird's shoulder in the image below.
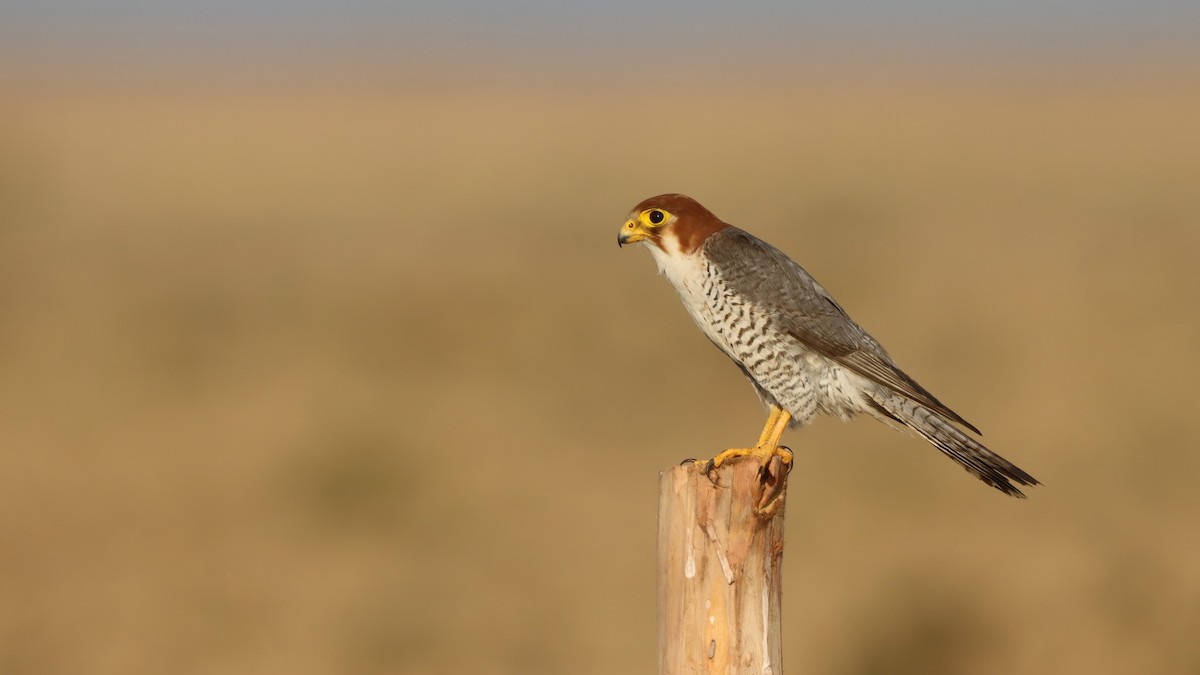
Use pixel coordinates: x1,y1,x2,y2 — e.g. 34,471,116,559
702,226,979,431
702,226,859,347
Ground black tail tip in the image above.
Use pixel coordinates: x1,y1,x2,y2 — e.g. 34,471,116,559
987,469,1040,499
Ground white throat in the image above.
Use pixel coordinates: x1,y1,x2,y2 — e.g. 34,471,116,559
642,230,735,358
645,230,699,283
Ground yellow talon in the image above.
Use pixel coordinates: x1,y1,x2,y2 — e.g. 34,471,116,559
697,405,793,476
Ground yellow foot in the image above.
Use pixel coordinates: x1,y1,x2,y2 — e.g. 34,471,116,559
693,445,794,481
686,404,795,488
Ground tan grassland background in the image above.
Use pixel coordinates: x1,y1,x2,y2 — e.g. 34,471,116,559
1,62,1199,674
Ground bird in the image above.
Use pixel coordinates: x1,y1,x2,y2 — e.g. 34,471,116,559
617,193,1038,497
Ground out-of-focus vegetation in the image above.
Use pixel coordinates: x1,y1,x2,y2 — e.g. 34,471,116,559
1,66,1198,674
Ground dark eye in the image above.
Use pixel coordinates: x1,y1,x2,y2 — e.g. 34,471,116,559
649,210,664,224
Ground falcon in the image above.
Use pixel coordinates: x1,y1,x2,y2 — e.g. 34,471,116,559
617,193,1038,497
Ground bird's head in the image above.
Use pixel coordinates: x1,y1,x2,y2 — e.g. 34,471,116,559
617,193,727,254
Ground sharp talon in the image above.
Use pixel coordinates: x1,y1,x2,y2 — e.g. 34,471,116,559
755,460,778,485
777,446,794,473
680,458,722,485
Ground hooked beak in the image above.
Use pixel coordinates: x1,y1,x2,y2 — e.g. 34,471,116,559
617,219,651,248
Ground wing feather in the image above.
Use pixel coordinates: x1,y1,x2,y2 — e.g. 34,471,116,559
704,227,981,434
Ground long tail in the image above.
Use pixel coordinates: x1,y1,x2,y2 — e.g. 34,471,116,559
864,391,1039,498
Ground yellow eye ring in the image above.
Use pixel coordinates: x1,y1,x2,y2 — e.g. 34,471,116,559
640,208,671,226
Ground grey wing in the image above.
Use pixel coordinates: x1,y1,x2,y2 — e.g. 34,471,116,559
704,227,981,434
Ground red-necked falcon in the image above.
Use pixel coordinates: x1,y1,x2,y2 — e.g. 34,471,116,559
618,193,1038,497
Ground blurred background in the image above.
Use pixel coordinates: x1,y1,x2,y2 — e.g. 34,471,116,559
2,2,1199,674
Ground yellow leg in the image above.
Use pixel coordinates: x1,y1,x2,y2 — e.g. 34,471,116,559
701,405,794,472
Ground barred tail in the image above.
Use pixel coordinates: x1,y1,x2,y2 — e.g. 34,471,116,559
864,392,1039,498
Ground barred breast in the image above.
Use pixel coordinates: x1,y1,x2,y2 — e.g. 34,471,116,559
647,230,872,427
700,257,872,426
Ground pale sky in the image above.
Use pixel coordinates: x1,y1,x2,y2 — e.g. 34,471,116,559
3,0,1198,69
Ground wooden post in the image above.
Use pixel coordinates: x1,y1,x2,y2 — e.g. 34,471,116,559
657,456,790,675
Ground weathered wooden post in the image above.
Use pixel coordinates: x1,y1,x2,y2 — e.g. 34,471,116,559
657,455,790,675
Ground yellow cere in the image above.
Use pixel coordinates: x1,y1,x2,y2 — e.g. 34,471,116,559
619,208,674,246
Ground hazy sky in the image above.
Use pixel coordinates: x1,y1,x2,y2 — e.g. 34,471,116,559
4,0,1198,70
